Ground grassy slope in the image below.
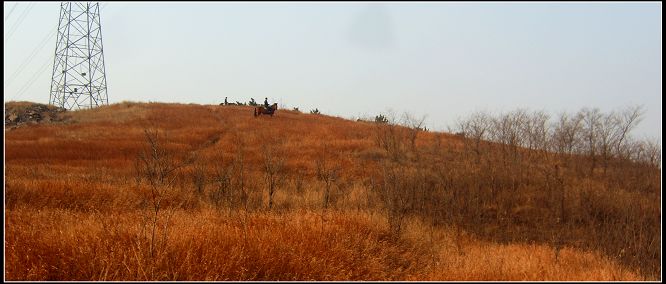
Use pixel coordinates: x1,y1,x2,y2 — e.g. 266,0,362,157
4,101,648,280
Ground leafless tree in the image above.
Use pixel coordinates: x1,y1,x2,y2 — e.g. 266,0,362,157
628,137,662,167
610,105,644,160
489,109,527,165
316,155,340,210
551,111,584,157
597,111,619,175
579,107,603,175
522,110,551,154
211,163,232,207
455,111,491,163
135,128,193,258
401,112,427,153
262,142,285,210
374,111,407,162
191,158,207,196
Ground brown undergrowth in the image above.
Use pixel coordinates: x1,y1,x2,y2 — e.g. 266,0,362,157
4,101,658,280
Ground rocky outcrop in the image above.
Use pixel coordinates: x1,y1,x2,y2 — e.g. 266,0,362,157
4,102,69,129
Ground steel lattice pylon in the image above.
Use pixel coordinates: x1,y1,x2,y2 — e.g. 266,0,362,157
49,2,108,110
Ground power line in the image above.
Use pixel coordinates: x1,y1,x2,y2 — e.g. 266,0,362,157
6,2,115,103
4,2,19,24
12,55,52,102
4,26,57,87
4,2,34,42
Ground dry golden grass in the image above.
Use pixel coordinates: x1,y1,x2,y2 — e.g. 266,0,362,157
4,101,656,281
6,207,642,281
401,218,643,281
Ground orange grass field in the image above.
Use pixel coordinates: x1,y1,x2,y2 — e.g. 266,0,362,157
4,101,658,281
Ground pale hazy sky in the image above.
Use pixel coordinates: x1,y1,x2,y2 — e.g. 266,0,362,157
3,2,662,139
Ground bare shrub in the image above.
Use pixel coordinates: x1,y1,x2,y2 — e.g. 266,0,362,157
579,107,603,175
376,162,410,235
191,158,207,197
455,111,491,162
521,110,551,156
551,111,584,160
135,128,193,259
293,169,306,194
446,105,660,276
373,111,407,161
211,163,232,207
488,109,528,165
401,113,427,153
262,141,286,210
611,106,644,159
316,154,341,210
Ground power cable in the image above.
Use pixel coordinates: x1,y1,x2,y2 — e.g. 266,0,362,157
5,26,57,87
12,55,52,102
4,3,34,42
8,3,114,103
4,2,19,24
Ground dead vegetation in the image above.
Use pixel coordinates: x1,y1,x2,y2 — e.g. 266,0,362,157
4,101,660,280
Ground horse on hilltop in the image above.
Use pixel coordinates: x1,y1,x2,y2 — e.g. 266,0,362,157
254,103,278,117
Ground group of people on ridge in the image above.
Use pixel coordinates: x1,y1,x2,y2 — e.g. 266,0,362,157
223,97,272,110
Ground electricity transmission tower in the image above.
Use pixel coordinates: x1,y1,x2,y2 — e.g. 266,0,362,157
49,2,108,110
